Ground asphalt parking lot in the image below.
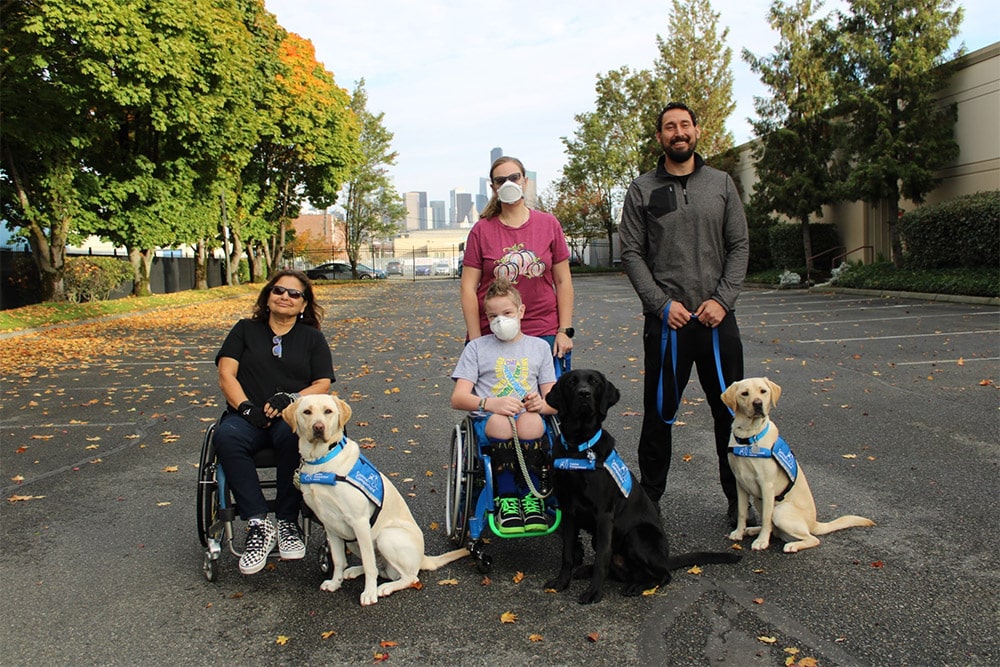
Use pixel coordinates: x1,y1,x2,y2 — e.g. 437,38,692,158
1,274,997,666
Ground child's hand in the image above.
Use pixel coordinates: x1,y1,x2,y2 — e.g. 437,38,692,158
522,391,542,413
491,395,525,416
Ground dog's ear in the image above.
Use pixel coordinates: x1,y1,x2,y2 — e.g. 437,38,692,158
598,375,620,418
281,399,300,431
764,378,781,407
721,381,739,411
545,375,565,411
334,394,352,431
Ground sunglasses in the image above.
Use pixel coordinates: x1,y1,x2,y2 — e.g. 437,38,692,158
272,335,282,359
491,172,523,187
271,285,304,299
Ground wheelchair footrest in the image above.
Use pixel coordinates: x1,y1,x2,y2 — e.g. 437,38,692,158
487,509,561,539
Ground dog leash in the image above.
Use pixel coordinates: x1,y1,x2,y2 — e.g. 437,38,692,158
656,312,732,424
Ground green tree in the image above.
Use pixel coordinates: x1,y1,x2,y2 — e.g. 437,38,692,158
745,0,840,277
544,179,607,265
831,0,963,267
654,0,736,157
562,67,661,265
236,31,359,282
340,80,405,276
1,0,105,300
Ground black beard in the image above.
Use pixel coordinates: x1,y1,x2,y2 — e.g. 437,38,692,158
665,139,696,163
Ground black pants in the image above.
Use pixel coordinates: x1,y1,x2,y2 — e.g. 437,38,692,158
637,313,744,504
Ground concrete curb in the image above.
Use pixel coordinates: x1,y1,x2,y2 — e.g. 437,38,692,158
807,284,1000,306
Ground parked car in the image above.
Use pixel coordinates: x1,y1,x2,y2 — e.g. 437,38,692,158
386,260,403,276
306,262,386,280
433,261,452,276
414,264,431,276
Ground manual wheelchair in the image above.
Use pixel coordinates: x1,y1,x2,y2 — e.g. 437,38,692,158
443,354,569,572
196,413,330,582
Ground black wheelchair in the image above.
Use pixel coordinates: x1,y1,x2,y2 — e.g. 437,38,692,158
196,413,330,581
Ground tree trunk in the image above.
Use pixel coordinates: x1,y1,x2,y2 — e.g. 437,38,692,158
801,216,814,279
887,184,904,269
194,239,208,290
127,247,154,296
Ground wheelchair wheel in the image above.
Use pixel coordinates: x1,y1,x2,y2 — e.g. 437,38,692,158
196,421,220,548
445,417,477,546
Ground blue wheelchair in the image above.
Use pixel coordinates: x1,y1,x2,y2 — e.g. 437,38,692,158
444,353,569,572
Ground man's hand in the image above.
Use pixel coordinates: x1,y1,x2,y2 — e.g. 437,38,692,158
664,301,693,330
264,392,296,418
693,300,727,328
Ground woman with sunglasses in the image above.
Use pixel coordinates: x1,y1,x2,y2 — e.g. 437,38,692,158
213,269,335,575
461,156,575,363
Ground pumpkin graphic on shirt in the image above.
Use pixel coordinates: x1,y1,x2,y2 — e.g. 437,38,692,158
494,243,545,283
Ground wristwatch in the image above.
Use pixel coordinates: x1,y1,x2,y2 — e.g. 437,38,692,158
558,327,575,338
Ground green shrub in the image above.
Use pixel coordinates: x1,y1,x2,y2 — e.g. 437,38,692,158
833,262,999,297
64,256,133,303
900,191,1000,269
768,223,841,271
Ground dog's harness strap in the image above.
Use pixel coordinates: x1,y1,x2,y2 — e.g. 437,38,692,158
554,435,633,498
657,314,732,425
730,432,798,501
299,449,385,526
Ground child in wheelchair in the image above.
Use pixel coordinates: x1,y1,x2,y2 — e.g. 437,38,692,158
450,279,557,533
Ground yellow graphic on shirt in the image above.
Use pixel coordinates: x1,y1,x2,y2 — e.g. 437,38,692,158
493,243,546,283
494,356,531,399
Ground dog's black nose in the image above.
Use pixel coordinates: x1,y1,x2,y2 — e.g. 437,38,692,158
752,399,764,414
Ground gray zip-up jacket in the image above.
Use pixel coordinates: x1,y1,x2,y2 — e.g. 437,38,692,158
619,153,749,316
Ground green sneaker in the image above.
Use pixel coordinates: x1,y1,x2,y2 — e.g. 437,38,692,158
521,495,548,532
495,496,524,533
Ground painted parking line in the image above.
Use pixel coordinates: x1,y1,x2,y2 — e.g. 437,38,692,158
748,311,998,329
793,329,999,344
892,356,1000,366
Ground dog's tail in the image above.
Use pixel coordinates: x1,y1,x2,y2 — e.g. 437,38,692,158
666,551,742,570
420,548,471,571
812,515,875,535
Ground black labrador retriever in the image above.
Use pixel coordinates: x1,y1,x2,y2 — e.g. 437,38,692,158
544,369,740,604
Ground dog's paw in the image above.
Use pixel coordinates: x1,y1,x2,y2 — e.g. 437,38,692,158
727,528,745,541
544,575,572,592
621,583,645,597
360,589,379,606
578,587,604,605
751,537,771,551
320,577,343,593
745,526,762,537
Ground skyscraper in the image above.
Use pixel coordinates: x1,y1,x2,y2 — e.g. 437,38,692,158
490,146,503,164
404,191,428,230
430,200,446,229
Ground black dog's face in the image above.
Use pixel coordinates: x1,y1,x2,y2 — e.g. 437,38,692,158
546,369,621,427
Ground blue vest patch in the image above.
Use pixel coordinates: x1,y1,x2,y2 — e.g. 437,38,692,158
731,431,798,500
554,448,633,498
300,453,385,508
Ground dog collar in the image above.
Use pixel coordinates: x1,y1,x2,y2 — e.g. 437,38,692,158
302,435,347,466
562,429,604,454
733,422,770,446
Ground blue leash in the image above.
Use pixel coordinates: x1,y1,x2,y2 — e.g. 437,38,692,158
656,312,731,424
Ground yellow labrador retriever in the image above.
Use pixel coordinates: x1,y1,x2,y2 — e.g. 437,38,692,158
721,378,874,553
284,394,468,605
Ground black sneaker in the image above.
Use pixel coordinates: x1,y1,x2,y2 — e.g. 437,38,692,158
521,495,547,532
239,518,277,575
277,519,306,560
495,496,524,534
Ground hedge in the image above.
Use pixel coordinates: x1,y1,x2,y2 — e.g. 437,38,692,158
900,191,1000,269
768,223,841,271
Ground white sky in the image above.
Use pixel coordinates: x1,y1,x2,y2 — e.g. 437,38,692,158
265,0,997,204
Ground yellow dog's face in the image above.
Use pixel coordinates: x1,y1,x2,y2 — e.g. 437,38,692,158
721,377,781,420
283,394,352,445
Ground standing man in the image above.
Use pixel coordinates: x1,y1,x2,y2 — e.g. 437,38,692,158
619,102,751,528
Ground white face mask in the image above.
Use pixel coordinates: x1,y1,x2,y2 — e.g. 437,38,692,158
497,180,524,204
489,315,520,341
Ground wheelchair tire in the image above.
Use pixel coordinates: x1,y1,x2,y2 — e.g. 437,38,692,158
445,417,477,546
196,422,220,548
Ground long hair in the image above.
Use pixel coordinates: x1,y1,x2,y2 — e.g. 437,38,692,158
251,269,324,330
479,156,527,220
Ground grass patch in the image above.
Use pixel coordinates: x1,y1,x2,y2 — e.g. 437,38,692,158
0,284,258,332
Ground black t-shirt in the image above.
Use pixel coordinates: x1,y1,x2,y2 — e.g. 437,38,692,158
215,318,335,406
